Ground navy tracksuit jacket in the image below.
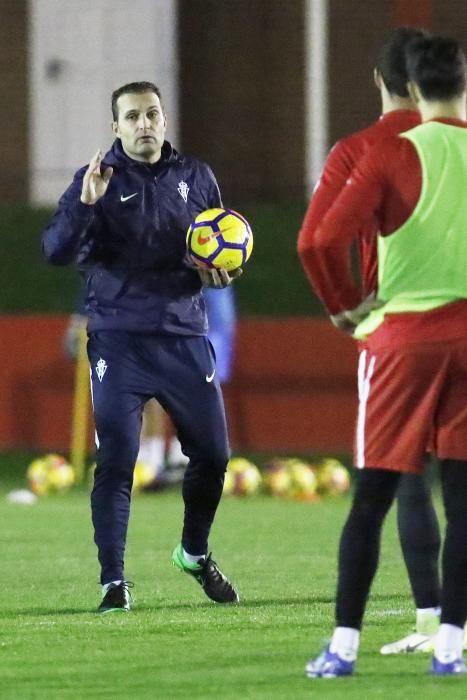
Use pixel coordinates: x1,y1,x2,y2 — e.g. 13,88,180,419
42,140,230,582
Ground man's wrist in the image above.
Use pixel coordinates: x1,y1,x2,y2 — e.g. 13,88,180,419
330,310,355,330
73,199,95,223
330,310,348,327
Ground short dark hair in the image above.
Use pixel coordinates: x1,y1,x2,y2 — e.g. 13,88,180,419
405,35,467,100
111,81,163,120
376,26,429,97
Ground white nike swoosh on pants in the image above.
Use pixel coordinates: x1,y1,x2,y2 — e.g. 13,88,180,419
206,369,216,382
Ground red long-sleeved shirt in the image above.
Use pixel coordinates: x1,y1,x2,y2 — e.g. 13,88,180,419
298,110,420,314
298,116,467,345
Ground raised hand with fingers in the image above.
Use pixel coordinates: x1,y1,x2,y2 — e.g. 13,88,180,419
80,150,113,205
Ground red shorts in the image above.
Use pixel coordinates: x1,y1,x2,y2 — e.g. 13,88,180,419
354,338,467,473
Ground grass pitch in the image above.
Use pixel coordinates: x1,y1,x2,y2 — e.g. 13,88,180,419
1,455,465,699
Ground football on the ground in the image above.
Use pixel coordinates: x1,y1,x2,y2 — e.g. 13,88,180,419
186,208,253,271
284,458,319,501
26,454,75,495
132,461,155,492
316,458,351,495
262,459,291,497
223,457,262,496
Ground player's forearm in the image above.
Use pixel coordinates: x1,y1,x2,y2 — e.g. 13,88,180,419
299,243,361,315
42,199,94,265
298,178,350,252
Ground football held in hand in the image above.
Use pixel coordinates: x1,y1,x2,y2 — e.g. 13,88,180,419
186,208,253,271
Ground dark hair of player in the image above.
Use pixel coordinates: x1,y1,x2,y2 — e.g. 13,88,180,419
111,82,163,120
405,35,467,100
376,26,429,97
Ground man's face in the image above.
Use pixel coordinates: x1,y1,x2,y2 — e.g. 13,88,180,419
113,91,167,163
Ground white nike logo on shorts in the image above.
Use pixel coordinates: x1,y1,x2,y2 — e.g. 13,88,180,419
206,369,216,383
120,192,138,202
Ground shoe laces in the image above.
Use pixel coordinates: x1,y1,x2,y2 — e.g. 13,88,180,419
203,555,228,584
122,580,134,599
104,580,134,599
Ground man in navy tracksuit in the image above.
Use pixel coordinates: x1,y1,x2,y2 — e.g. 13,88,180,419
42,81,240,612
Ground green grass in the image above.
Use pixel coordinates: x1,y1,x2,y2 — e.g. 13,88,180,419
0,454,464,699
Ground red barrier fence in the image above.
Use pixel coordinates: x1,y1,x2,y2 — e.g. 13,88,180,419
0,316,357,454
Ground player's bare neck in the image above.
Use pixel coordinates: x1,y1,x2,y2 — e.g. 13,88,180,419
420,96,467,123
381,96,416,116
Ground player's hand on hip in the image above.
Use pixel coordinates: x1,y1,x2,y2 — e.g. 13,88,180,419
349,292,383,320
198,267,242,289
330,292,383,335
329,311,357,335
80,149,113,205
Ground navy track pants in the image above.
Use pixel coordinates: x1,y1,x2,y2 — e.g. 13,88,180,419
87,331,230,584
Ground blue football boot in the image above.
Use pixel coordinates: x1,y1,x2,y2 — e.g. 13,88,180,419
430,656,467,675
306,645,355,678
